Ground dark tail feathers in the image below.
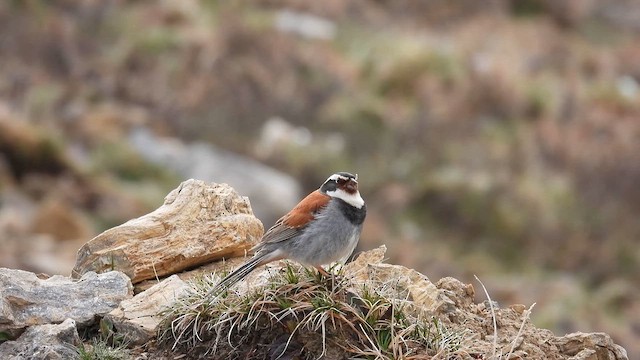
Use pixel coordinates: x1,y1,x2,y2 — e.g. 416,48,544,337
207,254,266,299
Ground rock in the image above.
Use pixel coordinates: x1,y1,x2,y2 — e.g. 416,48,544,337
106,275,189,345
555,332,628,360
435,277,476,311
345,245,472,317
347,245,387,272
0,318,80,360
72,179,264,284
366,263,441,309
343,248,628,359
128,127,302,225
0,268,132,332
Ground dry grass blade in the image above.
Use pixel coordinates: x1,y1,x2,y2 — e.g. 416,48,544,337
505,303,536,359
475,275,498,359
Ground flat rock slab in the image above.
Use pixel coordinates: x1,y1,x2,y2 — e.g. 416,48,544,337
0,318,80,360
106,275,190,345
0,268,132,332
72,179,264,284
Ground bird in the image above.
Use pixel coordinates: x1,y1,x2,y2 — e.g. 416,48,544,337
210,171,366,295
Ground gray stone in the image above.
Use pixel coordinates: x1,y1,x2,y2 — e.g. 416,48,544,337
0,318,80,360
0,268,132,332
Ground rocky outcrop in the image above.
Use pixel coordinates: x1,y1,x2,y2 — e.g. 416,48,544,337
0,319,80,360
345,245,475,315
158,245,629,359
72,179,264,284
0,181,628,359
0,269,132,334
234,246,629,359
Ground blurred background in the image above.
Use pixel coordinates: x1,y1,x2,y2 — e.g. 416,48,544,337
0,0,638,355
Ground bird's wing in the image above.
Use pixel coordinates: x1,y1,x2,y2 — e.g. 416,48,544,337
259,190,331,245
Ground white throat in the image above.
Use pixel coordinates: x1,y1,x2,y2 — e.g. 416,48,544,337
326,188,365,209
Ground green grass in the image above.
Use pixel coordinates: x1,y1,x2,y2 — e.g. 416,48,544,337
76,319,130,360
76,339,130,360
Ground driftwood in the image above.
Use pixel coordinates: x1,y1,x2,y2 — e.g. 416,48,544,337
72,179,263,284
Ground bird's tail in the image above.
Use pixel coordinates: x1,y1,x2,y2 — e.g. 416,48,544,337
207,252,273,299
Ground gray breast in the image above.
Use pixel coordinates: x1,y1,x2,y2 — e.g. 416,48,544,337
281,200,363,266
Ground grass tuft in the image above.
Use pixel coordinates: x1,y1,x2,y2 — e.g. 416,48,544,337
76,339,130,360
159,263,466,359
76,319,131,360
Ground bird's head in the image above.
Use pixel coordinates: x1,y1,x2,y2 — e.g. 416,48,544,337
320,172,364,208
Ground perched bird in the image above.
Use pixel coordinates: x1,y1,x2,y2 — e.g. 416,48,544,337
210,172,366,294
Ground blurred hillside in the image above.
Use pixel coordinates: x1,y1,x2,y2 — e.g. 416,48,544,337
0,0,638,356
